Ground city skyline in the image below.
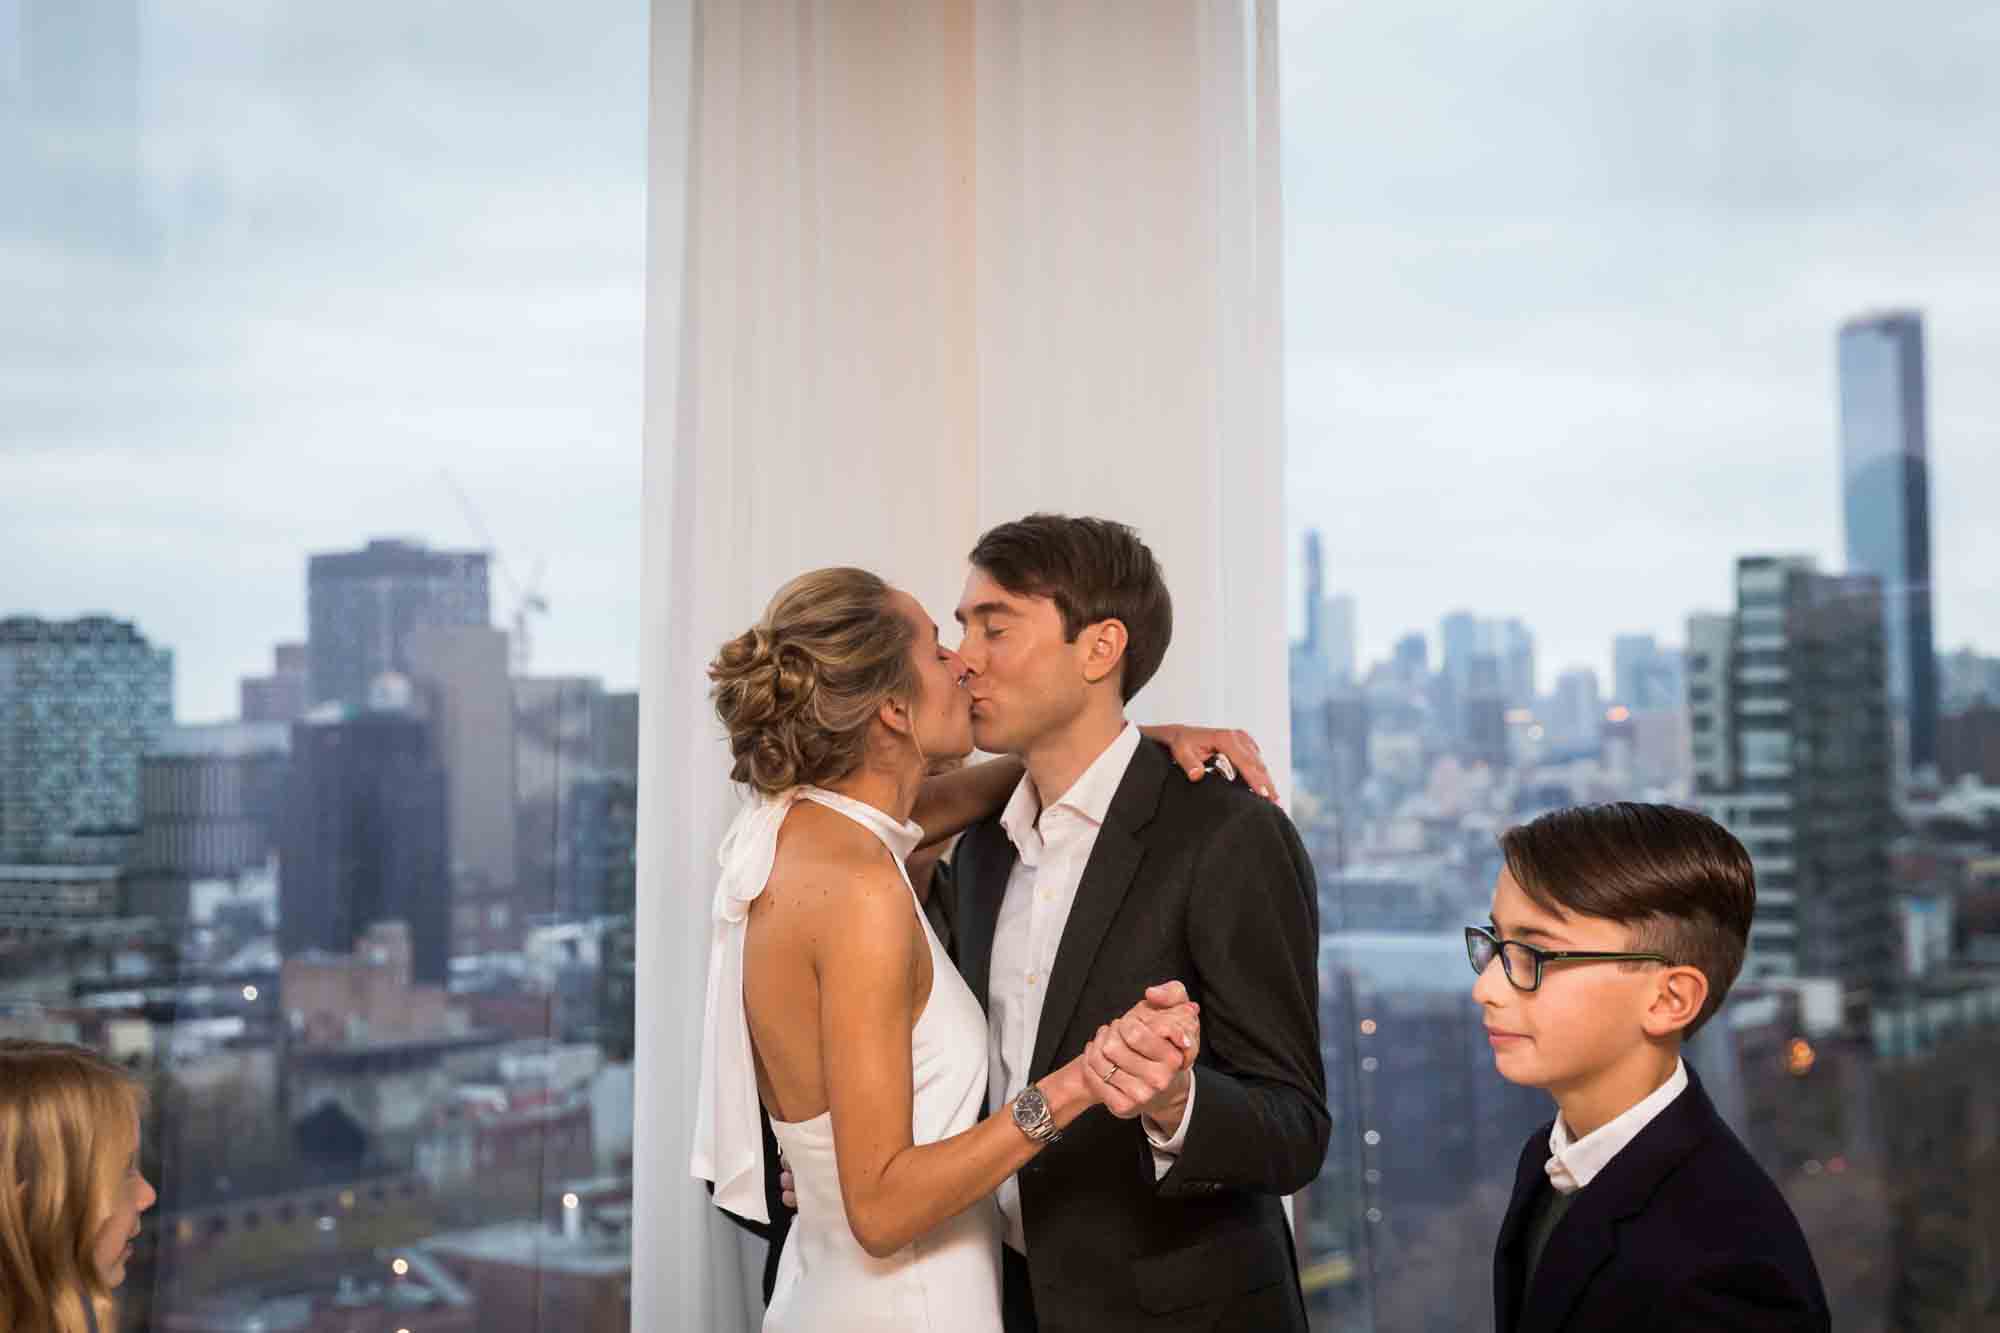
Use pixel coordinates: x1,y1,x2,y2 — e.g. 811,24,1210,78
9,1,2000,723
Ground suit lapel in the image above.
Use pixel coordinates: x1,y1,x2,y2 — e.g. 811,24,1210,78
956,821,1010,1015
1027,741,1166,1083
1517,1069,1717,1332
1494,1124,1554,1333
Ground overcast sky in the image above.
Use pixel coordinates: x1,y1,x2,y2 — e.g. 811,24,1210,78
1280,0,2000,684
4,0,1995,721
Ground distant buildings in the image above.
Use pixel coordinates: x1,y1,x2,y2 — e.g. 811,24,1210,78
127,721,290,928
280,703,450,984
239,641,309,725
0,615,172,863
1838,310,1938,776
307,539,490,710
1611,633,1685,715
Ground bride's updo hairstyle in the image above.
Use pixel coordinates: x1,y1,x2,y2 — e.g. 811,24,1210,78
710,567,923,797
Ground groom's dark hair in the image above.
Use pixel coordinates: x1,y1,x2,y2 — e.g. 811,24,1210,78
969,514,1172,701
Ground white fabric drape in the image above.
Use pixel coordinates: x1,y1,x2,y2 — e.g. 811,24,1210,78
635,3,1288,1329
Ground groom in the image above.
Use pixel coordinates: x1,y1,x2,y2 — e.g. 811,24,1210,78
950,514,1328,1333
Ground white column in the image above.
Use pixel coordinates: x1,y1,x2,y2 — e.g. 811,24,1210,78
634,4,1288,1328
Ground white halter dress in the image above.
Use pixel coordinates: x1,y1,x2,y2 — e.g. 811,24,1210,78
693,786,1003,1332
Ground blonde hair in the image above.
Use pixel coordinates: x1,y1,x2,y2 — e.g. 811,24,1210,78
709,567,923,797
0,1040,147,1333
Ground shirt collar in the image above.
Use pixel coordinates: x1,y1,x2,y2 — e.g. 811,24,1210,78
1545,1058,1688,1195
999,723,1142,859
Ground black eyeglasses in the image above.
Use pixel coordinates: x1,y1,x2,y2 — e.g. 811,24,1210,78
1464,925,1672,993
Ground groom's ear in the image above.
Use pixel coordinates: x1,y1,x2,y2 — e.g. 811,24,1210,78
1079,618,1129,688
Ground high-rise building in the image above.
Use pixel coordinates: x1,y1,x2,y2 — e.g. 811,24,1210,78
240,642,309,725
1439,611,1480,702
1295,531,1356,693
514,676,620,916
1612,633,1685,714
404,625,516,891
1685,614,1735,795
306,539,491,710
127,721,290,926
1690,557,1896,991
1548,668,1603,750
560,775,636,921
1391,632,1428,682
1838,310,1938,773
1440,613,1535,738
1324,594,1358,688
1303,530,1326,656
280,705,451,984
1493,618,1535,709
0,615,173,863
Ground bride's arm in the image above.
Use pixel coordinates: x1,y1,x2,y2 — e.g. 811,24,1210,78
818,864,1195,1259
910,757,1025,849
909,725,1280,849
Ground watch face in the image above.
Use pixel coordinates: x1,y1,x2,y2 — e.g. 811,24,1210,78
1014,1086,1049,1129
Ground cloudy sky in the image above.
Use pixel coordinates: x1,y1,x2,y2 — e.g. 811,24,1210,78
4,0,1995,721
1280,0,2000,682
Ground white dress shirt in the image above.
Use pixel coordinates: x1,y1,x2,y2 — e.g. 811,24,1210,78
1544,1058,1689,1195
988,723,1195,1253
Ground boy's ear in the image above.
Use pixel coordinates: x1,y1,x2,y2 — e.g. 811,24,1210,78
1643,964,1709,1039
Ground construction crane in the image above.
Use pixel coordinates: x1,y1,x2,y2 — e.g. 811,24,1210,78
440,469,549,675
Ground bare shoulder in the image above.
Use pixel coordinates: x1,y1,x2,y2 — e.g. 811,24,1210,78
767,803,913,931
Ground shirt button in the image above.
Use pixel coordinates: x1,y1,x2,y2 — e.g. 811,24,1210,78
1027,973,1039,985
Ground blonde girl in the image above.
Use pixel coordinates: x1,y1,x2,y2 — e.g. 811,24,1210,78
1,1040,157,1333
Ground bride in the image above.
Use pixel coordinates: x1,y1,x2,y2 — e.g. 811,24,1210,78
693,567,1238,1331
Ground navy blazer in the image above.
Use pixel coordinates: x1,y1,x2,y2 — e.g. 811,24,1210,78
1494,1065,1831,1333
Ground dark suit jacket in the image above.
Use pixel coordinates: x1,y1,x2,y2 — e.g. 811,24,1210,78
951,738,1330,1333
1494,1065,1831,1333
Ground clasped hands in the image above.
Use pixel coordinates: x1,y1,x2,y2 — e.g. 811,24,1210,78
775,981,1201,1211
1075,980,1202,1137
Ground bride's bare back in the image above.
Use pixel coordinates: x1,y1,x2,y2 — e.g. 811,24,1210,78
743,800,933,1125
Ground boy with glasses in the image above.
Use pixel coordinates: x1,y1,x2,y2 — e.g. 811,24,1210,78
1469,802,1830,1332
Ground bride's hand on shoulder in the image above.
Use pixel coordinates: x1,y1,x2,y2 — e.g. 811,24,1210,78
1142,724,1277,801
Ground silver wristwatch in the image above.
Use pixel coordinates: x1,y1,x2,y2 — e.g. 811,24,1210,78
1010,1084,1061,1145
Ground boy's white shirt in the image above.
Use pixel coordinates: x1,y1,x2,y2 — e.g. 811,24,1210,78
1544,1058,1688,1195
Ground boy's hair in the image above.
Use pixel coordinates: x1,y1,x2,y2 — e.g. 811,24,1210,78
968,515,1173,702
1499,802,1755,1037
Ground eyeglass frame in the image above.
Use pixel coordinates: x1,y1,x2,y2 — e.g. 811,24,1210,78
1463,924,1674,993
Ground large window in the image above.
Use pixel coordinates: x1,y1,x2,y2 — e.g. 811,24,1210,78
1281,2,2000,1328
2,5,646,1330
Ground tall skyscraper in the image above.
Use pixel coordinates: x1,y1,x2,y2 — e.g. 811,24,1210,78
280,705,451,984
306,539,490,710
1440,613,1535,739
1612,633,1685,714
1690,558,1895,990
0,615,172,863
1324,594,1358,687
1303,529,1326,656
1548,668,1603,749
1838,310,1938,773
404,624,516,891
1296,530,1355,689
